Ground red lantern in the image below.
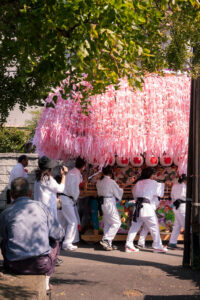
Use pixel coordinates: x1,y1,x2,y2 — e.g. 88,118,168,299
160,155,173,167
116,157,129,167
130,156,144,167
91,157,98,165
105,157,115,166
146,155,159,167
174,155,184,166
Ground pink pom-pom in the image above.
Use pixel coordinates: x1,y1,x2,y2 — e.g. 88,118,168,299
33,74,191,171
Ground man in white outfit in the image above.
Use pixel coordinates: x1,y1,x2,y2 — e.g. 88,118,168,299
7,155,29,204
137,195,161,249
60,157,86,251
168,174,187,249
96,166,123,251
125,167,168,253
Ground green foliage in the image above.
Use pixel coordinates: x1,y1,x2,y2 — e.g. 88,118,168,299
1,0,200,122
0,109,43,153
25,109,42,139
0,128,29,153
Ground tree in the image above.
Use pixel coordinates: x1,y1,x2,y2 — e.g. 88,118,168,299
25,109,42,139
0,127,29,152
0,110,41,153
1,0,200,123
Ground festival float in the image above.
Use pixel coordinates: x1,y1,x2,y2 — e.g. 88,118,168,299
33,73,191,241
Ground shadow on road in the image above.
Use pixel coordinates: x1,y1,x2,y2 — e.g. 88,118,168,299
144,296,200,300
61,243,200,292
0,282,39,300
50,278,98,286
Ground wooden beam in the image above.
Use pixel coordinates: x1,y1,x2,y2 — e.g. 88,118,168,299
81,233,184,242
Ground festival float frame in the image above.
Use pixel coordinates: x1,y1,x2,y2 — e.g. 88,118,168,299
80,161,182,242
33,73,190,242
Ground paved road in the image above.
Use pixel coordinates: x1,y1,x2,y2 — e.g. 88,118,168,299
51,242,200,300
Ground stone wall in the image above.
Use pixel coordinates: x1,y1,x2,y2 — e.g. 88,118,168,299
0,153,75,210
0,153,39,209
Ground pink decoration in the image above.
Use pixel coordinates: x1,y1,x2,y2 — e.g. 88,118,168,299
174,155,184,167
130,156,144,167
33,74,191,173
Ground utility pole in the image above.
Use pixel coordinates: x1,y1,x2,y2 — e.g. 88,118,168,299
183,77,200,267
183,78,193,266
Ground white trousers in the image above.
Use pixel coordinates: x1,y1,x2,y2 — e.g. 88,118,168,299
126,211,163,249
138,224,149,246
169,204,186,244
59,197,80,247
102,197,121,245
138,206,158,246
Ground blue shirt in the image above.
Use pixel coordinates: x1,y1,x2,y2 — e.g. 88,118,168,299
0,197,65,261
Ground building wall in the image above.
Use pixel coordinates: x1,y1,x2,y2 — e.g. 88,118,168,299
5,104,41,127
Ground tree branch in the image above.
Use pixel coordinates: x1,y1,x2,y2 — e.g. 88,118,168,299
56,12,94,38
56,24,80,38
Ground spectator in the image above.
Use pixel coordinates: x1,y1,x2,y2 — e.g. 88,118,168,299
7,155,29,204
34,156,68,219
0,177,65,291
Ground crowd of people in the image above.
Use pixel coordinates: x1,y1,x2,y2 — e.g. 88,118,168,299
0,155,187,292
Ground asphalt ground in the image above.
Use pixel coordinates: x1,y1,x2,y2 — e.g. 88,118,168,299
50,242,200,300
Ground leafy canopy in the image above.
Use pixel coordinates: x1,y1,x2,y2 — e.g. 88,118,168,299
0,128,29,152
1,0,200,123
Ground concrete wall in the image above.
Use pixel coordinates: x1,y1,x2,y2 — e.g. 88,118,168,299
0,153,39,209
6,104,41,127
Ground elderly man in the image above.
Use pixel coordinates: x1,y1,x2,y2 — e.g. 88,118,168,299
0,177,65,291
7,155,29,204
